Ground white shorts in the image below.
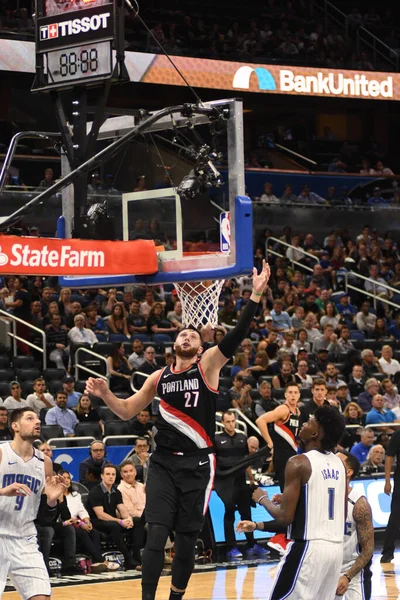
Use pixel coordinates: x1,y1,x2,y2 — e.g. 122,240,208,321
268,539,343,600
0,534,51,599
335,566,364,600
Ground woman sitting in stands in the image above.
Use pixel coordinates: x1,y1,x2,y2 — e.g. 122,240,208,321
372,317,388,341
231,351,250,378
58,287,73,317
59,470,119,572
146,302,178,339
43,301,62,328
85,304,108,341
247,351,272,380
75,394,104,435
106,343,132,391
340,401,364,449
107,303,130,340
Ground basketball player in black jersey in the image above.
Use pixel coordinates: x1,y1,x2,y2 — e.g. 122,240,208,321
255,382,301,554
86,260,271,600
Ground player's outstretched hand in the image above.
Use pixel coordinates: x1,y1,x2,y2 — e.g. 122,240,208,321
236,520,256,533
252,260,271,296
335,575,350,596
0,482,32,497
45,475,68,502
85,377,109,398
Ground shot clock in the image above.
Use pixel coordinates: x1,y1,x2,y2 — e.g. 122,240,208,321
32,0,121,91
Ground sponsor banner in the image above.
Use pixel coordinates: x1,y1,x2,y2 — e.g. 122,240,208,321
37,3,114,51
2,41,399,101
0,235,157,276
208,477,392,542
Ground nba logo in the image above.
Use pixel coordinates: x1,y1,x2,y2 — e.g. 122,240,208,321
220,212,231,254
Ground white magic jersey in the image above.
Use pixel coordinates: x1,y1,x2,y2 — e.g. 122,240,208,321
288,449,346,542
342,486,365,566
0,443,45,537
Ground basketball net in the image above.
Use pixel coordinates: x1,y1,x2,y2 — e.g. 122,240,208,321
173,280,225,329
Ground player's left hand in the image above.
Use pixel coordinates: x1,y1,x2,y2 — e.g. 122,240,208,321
271,494,283,505
236,520,256,533
335,575,350,596
252,261,271,296
252,487,268,504
45,474,68,502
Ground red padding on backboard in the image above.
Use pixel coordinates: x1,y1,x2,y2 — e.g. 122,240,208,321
0,235,158,276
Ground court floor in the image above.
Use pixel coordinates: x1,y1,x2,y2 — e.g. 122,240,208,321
4,550,400,600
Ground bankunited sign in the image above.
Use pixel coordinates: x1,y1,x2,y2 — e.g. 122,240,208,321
1,40,398,100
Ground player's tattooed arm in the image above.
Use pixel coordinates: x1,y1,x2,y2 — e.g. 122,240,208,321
345,497,374,581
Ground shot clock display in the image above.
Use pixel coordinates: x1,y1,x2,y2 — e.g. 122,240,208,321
47,41,111,83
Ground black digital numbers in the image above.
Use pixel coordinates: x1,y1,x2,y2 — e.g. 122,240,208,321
58,48,99,78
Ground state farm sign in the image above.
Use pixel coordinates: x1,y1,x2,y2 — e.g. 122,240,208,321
0,236,158,276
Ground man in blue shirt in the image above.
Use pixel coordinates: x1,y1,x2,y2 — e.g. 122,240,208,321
350,428,375,463
389,314,400,341
336,294,358,320
45,390,78,436
270,300,291,332
365,394,398,427
62,375,82,409
367,187,388,207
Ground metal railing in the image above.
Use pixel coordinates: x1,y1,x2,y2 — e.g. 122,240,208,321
74,347,109,381
365,423,400,431
0,308,47,369
345,271,400,312
230,408,261,437
265,236,319,273
357,26,399,72
103,434,139,446
313,0,349,42
47,436,96,447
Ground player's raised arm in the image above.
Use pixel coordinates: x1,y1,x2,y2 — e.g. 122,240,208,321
85,370,161,420
201,261,271,374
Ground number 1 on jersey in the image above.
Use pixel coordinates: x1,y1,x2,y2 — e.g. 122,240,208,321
328,487,335,520
184,391,199,408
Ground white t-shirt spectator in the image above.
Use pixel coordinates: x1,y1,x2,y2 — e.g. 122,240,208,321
378,357,400,377
65,491,90,520
2,397,28,410
26,392,55,415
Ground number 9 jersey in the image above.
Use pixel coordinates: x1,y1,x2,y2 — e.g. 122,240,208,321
0,442,45,538
155,359,218,453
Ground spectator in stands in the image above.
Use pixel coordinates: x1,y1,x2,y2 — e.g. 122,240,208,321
335,382,350,410
167,300,184,331
270,299,291,332
348,364,366,396
389,313,400,340
40,287,53,316
128,408,154,437
79,440,112,490
46,313,69,371
365,265,390,300
43,301,61,329
320,302,340,330
35,494,79,575
59,470,119,572
365,394,398,427
356,301,377,335
370,160,394,176
140,290,155,319
38,167,54,189
75,394,104,435
86,465,140,570
29,300,43,328
291,307,305,331
358,378,381,412
127,339,146,370
382,378,400,411
297,184,326,205
84,305,107,341
280,184,297,203
313,324,336,353
379,345,400,377
45,390,78,436
37,442,63,473
329,326,354,354
117,461,146,551
272,361,296,389
57,288,72,318
360,444,385,474
130,437,150,483
324,363,346,389
305,264,331,292
286,234,306,263
372,317,389,341
138,346,158,377
301,379,330,422
367,187,388,207
228,376,253,419
260,182,279,204
253,381,278,417
231,352,250,378
303,313,321,345
62,376,81,409
3,381,27,409
26,378,55,415
350,428,375,463
0,406,12,441
336,294,357,321
247,351,271,379
127,300,147,337
361,349,382,379
64,301,83,330
68,314,98,346
106,343,132,391
341,402,364,449
295,360,313,388
147,302,177,339
107,304,130,340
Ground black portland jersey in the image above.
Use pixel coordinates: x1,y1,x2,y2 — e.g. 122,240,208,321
272,405,301,460
155,359,218,452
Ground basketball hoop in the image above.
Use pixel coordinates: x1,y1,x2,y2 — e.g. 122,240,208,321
173,280,225,329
